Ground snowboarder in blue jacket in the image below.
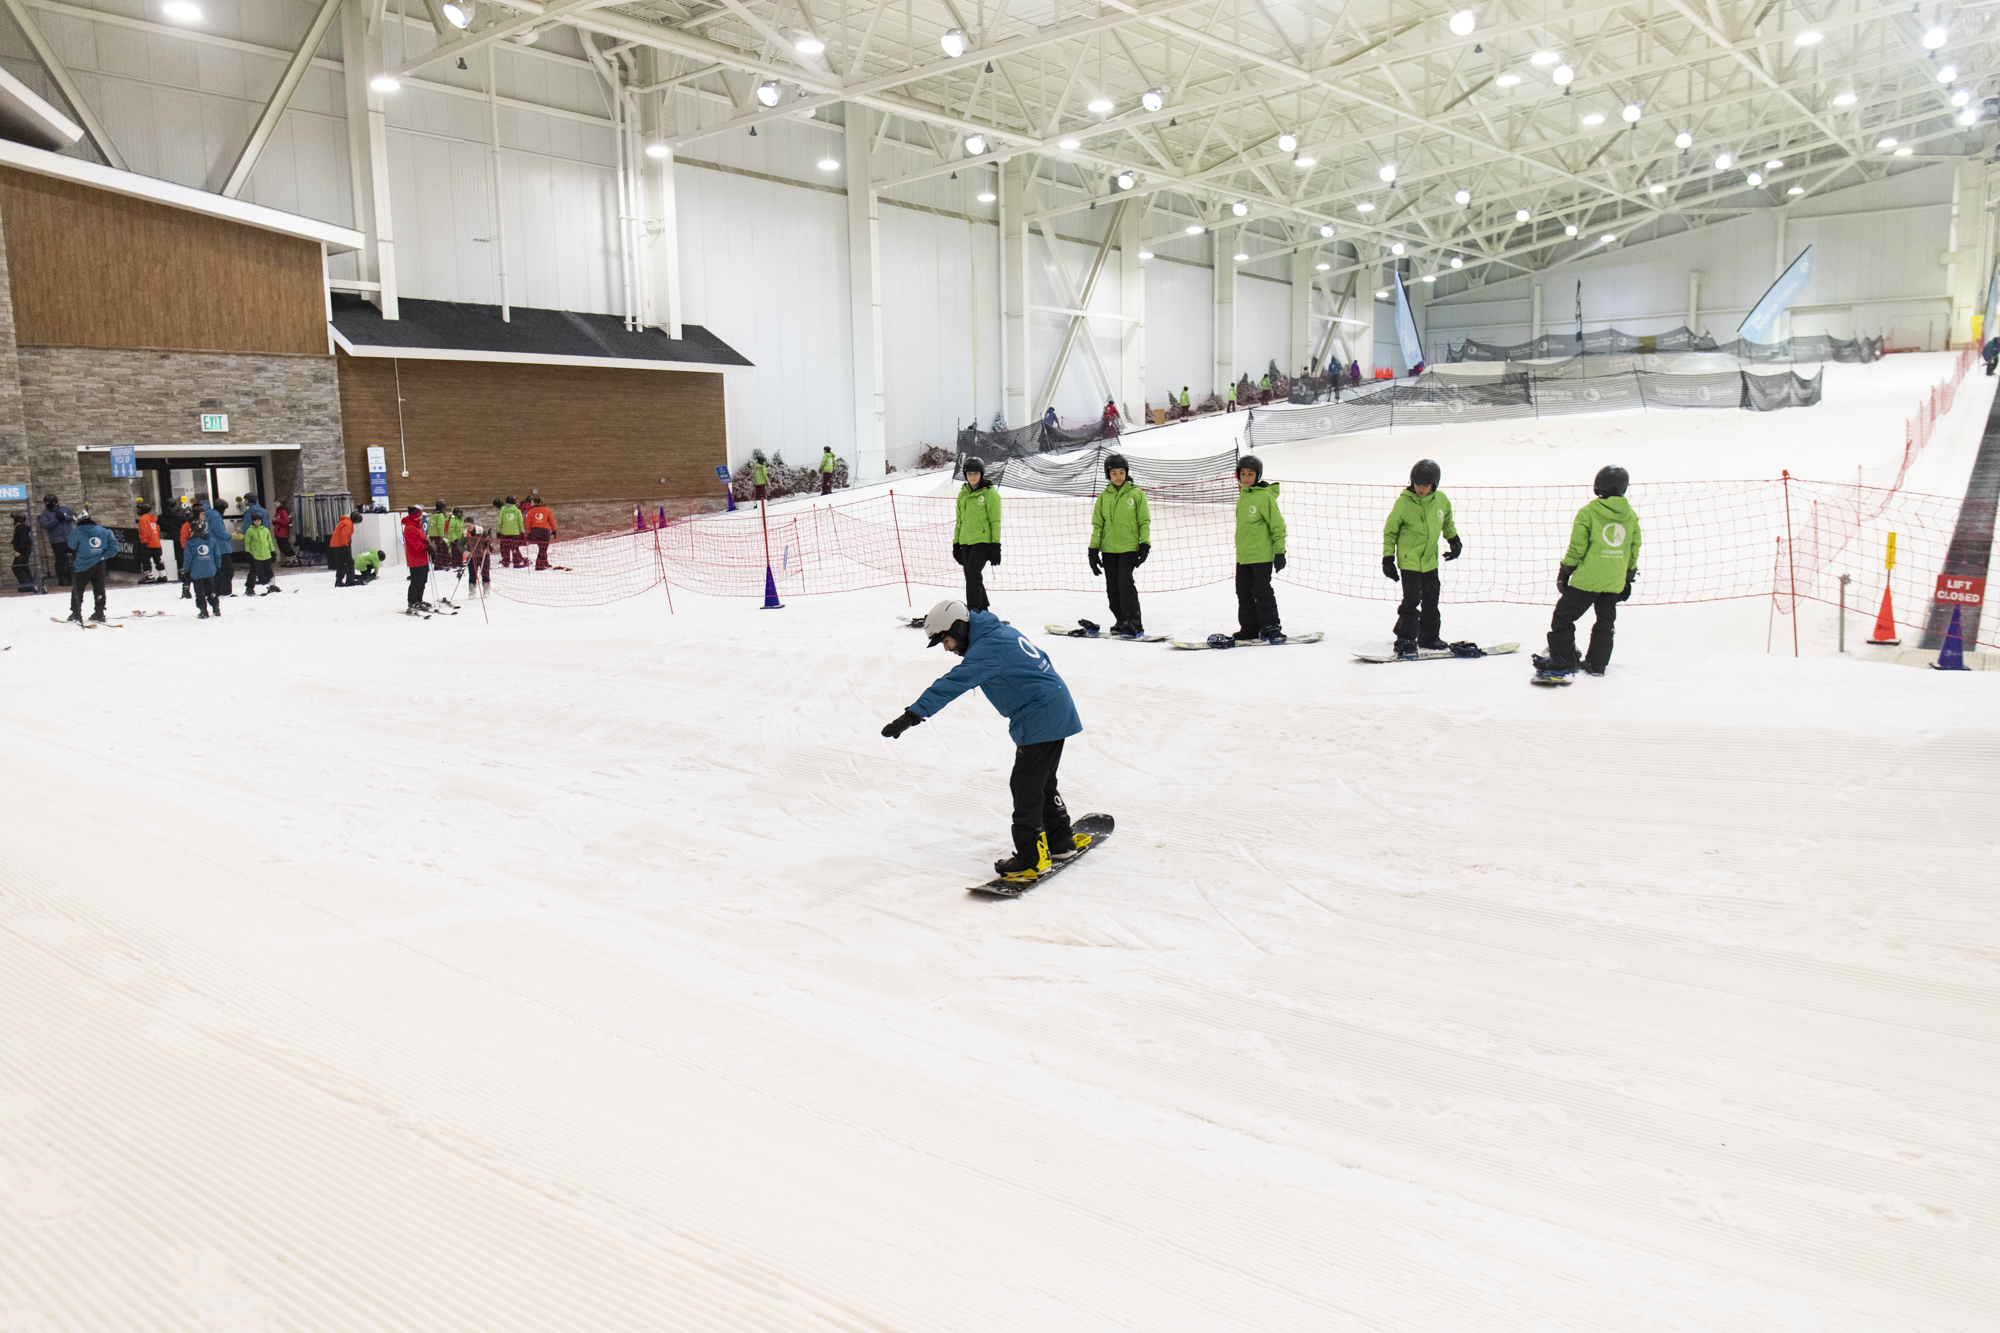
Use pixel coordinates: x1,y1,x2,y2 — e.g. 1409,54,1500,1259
64,509,120,623
881,599,1090,881
203,498,237,596
181,527,223,618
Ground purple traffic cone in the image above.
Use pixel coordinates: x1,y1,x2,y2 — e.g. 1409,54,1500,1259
762,565,783,609
1932,604,1968,670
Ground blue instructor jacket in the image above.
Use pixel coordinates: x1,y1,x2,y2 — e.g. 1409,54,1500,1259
67,520,121,572
910,610,1083,746
181,534,221,580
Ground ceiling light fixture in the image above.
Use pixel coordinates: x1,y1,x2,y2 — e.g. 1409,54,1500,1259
1233,251,1249,262
1376,289,1389,297
1876,137,1897,148
1622,102,1642,122
1715,151,1733,169
1276,132,1298,152
162,0,200,18
1319,223,1334,237
1449,10,1476,36
1795,29,1822,45
1649,182,1667,193
1378,163,1397,182
1454,189,1471,204
1450,256,1464,267
940,27,965,57
1356,201,1375,212
1746,171,1763,185
1530,50,1560,67
1894,146,1913,156
1922,25,1947,49
1765,158,1783,169
964,133,986,155
794,33,824,54
1496,73,1521,87
1581,113,1604,126
1959,108,1979,126
1186,224,1204,235
1116,172,1135,189
1059,137,1081,150
1420,274,1435,282
756,80,782,106
1832,92,1857,106
1552,64,1574,85
1565,223,1579,235
1138,250,1153,260
645,143,668,158
1390,242,1405,256
370,74,399,92
1295,154,1317,168
1515,208,1530,221
1231,200,1249,216
1952,89,1971,106
818,156,838,170
440,0,471,28
1937,65,1957,83
1788,185,1805,195
1141,87,1166,112
1087,96,1114,114
977,190,996,202
1600,233,1616,243
1316,261,1330,270
1675,130,1693,148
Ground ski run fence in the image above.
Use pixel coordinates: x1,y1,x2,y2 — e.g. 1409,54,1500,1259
483,350,1986,652
1445,323,1887,365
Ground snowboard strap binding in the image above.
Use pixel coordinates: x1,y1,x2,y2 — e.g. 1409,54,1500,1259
1447,641,1485,658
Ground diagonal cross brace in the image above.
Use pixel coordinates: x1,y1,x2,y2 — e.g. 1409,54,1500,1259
1034,201,1126,418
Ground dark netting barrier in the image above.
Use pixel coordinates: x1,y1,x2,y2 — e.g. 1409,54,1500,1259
953,444,1239,496
1243,366,1825,450
1448,326,1884,364
955,413,1122,463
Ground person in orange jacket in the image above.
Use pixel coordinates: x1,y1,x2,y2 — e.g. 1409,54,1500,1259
135,502,165,583
524,493,556,570
328,508,356,587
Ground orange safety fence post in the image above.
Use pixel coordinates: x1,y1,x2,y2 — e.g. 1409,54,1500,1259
1781,470,1799,657
888,488,913,606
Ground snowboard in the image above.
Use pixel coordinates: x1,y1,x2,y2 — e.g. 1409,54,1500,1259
1530,669,1575,687
970,813,1115,898
1168,632,1324,650
1044,622,1168,643
1353,641,1520,663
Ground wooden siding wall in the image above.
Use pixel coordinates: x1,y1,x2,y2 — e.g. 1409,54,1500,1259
0,168,327,355
335,355,728,508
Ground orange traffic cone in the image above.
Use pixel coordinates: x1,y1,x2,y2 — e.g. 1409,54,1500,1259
1865,585,1900,645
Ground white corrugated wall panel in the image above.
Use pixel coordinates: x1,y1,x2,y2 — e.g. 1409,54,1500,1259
879,206,1001,461
1236,275,1291,381
1146,259,1213,410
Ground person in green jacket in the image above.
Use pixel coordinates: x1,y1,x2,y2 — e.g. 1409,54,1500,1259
496,496,526,567
1381,458,1462,656
819,447,838,496
952,456,1001,612
1087,452,1151,635
1538,465,1642,676
1178,386,1191,417
351,548,384,584
241,512,279,595
1232,454,1287,641
426,500,451,566
1226,382,1237,413
750,449,770,501
447,507,468,569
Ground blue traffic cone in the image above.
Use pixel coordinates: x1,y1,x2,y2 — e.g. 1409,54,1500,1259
1932,604,1968,670
725,490,738,513
761,564,784,609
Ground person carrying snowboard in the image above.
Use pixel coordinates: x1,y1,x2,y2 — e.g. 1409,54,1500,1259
881,599,1087,882
1232,455,1287,642
1087,452,1150,635
1381,458,1462,657
953,457,1001,612
1536,465,1641,677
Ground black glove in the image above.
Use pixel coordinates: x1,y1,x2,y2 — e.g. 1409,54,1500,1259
1273,551,1287,573
1618,570,1636,603
1446,536,1463,561
881,710,923,740
1133,542,1150,567
1088,549,1102,577
952,543,966,566
1557,565,1574,592
990,546,1001,567
1382,556,1399,582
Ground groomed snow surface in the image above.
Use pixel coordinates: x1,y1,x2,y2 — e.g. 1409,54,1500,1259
4,354,1996,1331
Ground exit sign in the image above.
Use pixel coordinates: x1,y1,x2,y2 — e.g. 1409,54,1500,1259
200,413,229,432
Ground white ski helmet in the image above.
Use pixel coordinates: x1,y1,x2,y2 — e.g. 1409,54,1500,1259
923,598,970,647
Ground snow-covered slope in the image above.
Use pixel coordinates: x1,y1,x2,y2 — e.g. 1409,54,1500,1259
1,355,1993,1331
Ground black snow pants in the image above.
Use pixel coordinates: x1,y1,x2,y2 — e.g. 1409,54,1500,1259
1101,550,1142,628
1394,569,1442,648
1235,561,1280,637
408,564,429,607
69,563,106,617
1009,738,1074,862
1547,587,1621,670
959,542,997,612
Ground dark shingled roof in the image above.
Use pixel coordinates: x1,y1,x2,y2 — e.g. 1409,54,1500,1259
330,293,752,368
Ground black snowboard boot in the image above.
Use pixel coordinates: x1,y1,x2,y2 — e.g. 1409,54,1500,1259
181,584,192,600
1418,638,1448,651
208,598,221,616
88,608,106,624
64,609,82,624
1394,638,1418,659
994,829,1051,880
1582,663,1607,676
1532,652,1575,672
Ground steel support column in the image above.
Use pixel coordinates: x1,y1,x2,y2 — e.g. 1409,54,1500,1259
644,83,683,338
340,0,397,318
1119,201,1146,419
1215,226,1236,396
844,103,885,481
1001,157,1031,429
1288,249,1313,378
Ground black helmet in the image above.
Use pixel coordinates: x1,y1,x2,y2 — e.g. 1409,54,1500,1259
1594,465,1630,498
42,494,56,505
491,498,503,507
962,456,985,474
243,493,257,506
136,500,151,514
1103,452,1130,479
1410,458,1441,488
505,495,517,505
434,499,447,511
1237,454,1264,482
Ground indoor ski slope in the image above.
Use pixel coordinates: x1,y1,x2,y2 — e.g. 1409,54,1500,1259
2,354,1995,1332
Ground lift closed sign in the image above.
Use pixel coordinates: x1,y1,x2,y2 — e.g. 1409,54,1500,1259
1935,575,1984,607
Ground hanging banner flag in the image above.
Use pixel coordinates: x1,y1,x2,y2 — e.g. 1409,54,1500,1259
1392,273,1425,376
1738,245,1814,344
1575,280,1583,345
1982,262,1998,351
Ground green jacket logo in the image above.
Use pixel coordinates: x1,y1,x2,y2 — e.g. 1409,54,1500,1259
1602,522,1627,548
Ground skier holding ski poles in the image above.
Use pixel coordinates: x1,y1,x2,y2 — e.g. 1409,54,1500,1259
881,599,1089,883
